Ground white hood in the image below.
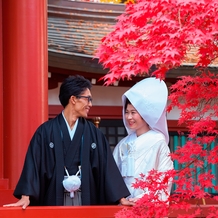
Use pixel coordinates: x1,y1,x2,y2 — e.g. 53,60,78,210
122,77,169,144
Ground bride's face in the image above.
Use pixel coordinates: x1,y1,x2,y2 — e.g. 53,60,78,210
125,104,149,136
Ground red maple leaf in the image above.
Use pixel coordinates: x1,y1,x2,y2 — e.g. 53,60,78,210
96,0,218,84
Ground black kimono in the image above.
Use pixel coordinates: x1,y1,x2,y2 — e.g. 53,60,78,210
14,114,130,206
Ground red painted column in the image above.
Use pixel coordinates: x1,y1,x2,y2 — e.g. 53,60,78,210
0,0,7,189
2,0,48,189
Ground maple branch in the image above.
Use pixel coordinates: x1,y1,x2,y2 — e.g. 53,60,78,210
175,139,212,173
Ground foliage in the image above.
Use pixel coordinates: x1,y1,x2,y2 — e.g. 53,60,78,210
96,0,218,216
96,0,218,85
167,73,218,216
99,0,122,4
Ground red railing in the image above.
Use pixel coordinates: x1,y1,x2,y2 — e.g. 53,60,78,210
0,206,122,218
1,204,218,218
1,190,218,218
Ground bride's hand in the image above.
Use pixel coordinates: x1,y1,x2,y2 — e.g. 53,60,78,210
119,197,135,206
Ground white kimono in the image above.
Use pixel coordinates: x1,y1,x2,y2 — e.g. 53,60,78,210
113,130,174,200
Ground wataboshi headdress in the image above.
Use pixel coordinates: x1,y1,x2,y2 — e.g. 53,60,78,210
122,77,169,144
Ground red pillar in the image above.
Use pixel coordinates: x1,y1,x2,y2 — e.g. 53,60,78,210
2,0,48,189
0,0,8,189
